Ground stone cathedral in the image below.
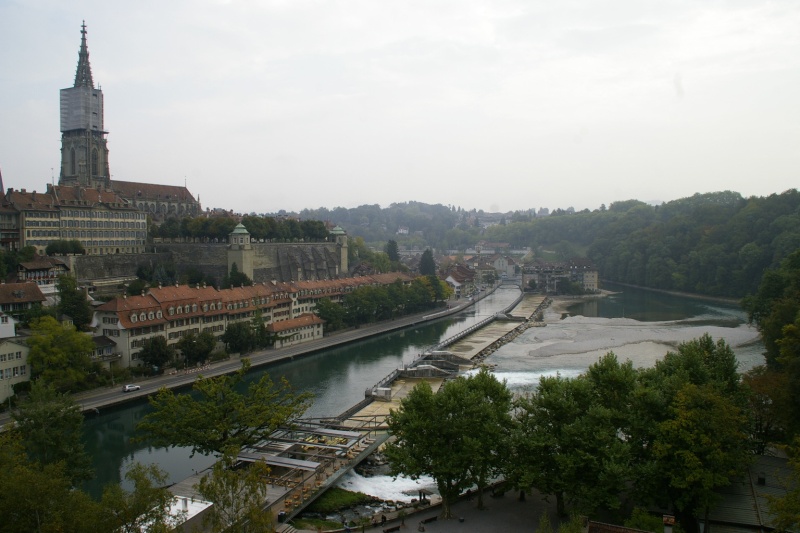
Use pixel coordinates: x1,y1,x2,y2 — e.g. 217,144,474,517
59,22,110,189
58,22,201,220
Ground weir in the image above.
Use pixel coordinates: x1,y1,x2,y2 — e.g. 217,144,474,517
167,293,551,530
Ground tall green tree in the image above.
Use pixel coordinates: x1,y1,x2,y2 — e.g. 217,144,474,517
511,374,630,516
767,438,800,531
56,274,91,330
11,381,93,485
222,262,253,289
385,239,400,262
177,330,216,365
98,463,182,533
137,360,312,456
462,369,513,510
137,336,176,371
652,383,750,531
313,297,345,331
221,321,255,354
195,451,273,533
0,432,100,533
419,248,436,276
385,374,511,518
26,316,96,392
385,380,472,519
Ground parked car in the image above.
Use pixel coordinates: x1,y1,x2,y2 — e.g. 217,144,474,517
122,384,141,392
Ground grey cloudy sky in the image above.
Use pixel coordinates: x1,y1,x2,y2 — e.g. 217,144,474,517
1,0,798,214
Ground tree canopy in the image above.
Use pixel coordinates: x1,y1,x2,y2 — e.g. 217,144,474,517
56,274,92,330
385,370,512,518
26,316,97,392
136,360,312,456
11,381,93,485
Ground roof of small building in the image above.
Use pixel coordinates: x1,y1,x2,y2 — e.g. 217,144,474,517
267,313,324,333
18,256,69,271
0,282,46,305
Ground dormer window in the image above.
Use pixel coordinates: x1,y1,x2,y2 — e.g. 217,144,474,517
192,304,198,312
177,306,183,314
139,313,146,322
148,312,154,320
156,311,162,319
203,304,209,312
169,307,175,316
130,314,137,323
209,303,215,311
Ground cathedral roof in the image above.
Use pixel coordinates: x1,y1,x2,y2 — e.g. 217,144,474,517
74,21,94,89
112,180,198,203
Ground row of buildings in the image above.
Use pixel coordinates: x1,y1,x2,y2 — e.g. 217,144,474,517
0,271,415,403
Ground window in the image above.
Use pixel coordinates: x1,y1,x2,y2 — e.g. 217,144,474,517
139,313,146,322
148,312,154,320
0,316,7,324
156,311,162,319
130,314,137,323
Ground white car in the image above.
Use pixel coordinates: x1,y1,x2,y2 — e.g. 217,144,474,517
122,384,141,392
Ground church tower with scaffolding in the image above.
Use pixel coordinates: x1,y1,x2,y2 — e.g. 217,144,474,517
59,22,110,189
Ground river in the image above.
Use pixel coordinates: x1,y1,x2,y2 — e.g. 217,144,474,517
81,287,522,498
82,284,764,500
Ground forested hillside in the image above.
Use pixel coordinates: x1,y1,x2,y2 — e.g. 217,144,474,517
485,190,800,298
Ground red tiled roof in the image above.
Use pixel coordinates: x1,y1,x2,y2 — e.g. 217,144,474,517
267,313,324,333
112,181,197,203
0,282,46,305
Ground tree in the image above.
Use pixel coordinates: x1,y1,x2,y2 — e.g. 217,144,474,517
223,262,253,289
195,451,272,533
137,336,176,371
511,374,630,516
419,248,436,276
385,240,400,262
26,316,96,392
177,330,216,365
385,376,506,519
45,239,85,256
768,438,800,531
98,463,182,533
126,277,149,297
137,360,312,456
629,337,750,532
652,383,750,531
221,321,255,354
56,274,91,330
0,432,100,533
313,298,345,332
11,381,93,485
461,369,513,510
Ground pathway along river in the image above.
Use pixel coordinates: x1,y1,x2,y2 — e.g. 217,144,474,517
82,284,764,500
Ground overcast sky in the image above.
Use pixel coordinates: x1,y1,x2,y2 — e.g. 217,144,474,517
1,1,798,215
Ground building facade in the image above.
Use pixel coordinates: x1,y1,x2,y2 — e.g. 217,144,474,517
0,312,29,406
3,185,146,255
90,272,414,368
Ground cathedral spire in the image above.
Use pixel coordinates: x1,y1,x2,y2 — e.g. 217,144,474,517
73,21,94,88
